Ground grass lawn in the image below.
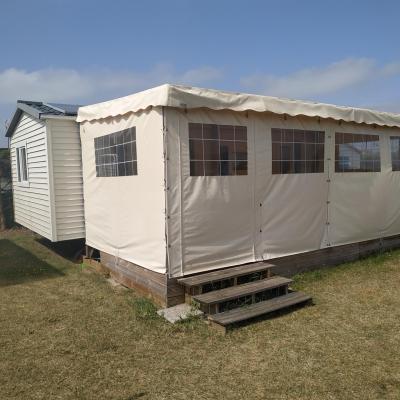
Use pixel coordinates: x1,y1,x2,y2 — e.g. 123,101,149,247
1,229,400,400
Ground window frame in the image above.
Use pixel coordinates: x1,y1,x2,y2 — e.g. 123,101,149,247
188,122,248,177
271,128,325,175
94,127,138,178
16,144,29,186
334,132,381,173
390,135,400,172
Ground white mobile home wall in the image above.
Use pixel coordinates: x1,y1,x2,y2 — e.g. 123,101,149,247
165,108,400,277
10,112,85,241
10,113,52,238
46,118,85,241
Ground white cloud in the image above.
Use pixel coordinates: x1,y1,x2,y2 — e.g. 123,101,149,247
0,64,224,146
240,58,400,99
0,64,223,105
381,62,400,76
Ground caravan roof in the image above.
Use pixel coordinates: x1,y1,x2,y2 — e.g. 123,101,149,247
77,84,400,128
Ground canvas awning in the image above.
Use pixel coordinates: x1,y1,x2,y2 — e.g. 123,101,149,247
77,84,400,128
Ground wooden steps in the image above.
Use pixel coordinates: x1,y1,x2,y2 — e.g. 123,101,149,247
177,262,312,332
178,262,274,289
193,276,292,314
208,291,312,332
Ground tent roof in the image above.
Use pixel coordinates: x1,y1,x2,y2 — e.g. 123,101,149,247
77,84,400,128
5,100,81,137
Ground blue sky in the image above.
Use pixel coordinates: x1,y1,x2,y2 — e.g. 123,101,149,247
1,0,400,146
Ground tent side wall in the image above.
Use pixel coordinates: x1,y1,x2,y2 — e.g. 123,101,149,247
165,108,257,277
80,107,167,274
9,112,54,240
165,107,400,278
46,118,85,241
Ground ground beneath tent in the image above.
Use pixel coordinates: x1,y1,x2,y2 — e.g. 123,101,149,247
1,228,400,400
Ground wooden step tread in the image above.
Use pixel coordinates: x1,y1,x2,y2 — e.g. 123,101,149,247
177,262,275,288
208,291,312,326
193,276,292,305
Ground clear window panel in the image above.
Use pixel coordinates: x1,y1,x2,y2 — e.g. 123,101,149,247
188,123,247,176
125,161,133,176
272,161,281,174
189,140,204,160
124,142,133,161
204,161,220,176
131,142,137,161
16,149,21,181
390,137,400,171
235,141,247,160
203,140,220,160
221,161,236,176
281,161,293,174
189,123,202,139
293,161,305,174
281,143,293,160
305,130,316,143
220,141,235,160
306,143,316,160
272,142,281,160
219,125,234,140
94,127,137,177
271,128,325,175
236,161,247,175
190,161,205,176
335,132,380,172
271,128,281,142
118,163,126,176
294,143,306,160
283,129,294,142
316,160,324,173
305,160,316,173
294,130,305,142
203,124,219,140
20,147,28,181
235,126,247,141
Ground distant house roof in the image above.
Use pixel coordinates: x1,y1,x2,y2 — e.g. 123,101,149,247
5,100,81,137
77,84,400,129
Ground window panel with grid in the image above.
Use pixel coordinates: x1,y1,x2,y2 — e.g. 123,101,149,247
189,123,248,176
390,136,400,172
94,127,137,177
335,132,381,172
271,128,325,174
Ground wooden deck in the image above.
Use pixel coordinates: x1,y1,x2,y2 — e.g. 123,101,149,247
208,291,312,332
85,234,400,322
177,262,274,288
193,276,292,306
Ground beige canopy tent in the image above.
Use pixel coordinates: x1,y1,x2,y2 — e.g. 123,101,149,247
78,84,400,279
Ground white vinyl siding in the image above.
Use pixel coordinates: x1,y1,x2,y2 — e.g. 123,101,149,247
10,113,52,239
47,119,85,241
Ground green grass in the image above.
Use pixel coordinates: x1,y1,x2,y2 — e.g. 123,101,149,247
1,229,400,399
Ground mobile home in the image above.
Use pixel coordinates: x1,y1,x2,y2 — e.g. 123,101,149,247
77,84,400,314
6,101,85,241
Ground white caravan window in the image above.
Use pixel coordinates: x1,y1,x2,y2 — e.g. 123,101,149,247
16,146,28,183
390,136,400,171
189,123,247,176
271,128,325,174
335,133,380,173
94,127,137,177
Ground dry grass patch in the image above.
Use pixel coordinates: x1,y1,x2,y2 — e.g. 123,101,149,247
1,229,400,399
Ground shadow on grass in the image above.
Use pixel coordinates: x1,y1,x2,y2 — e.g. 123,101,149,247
0,239,64,287
36,237,85,263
